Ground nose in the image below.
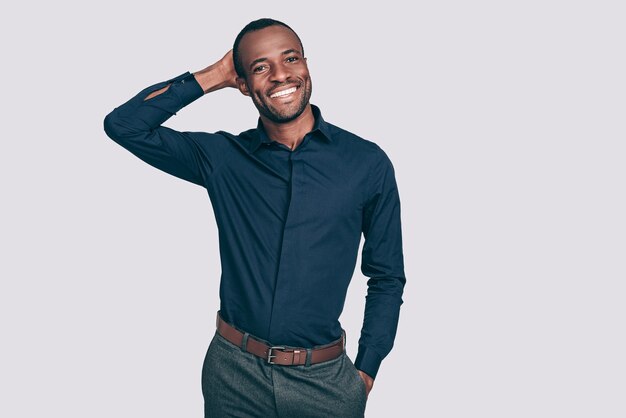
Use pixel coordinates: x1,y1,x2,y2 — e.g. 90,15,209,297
269,62,290,83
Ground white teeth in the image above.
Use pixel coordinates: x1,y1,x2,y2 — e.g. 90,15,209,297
270,87,297,98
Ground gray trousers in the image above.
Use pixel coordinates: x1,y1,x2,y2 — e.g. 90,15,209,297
201,329,368,417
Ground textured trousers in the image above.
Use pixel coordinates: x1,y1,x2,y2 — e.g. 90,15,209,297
201,329,368,417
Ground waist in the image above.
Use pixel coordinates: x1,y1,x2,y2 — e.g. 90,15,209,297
218,306,344,348
215,310,345,366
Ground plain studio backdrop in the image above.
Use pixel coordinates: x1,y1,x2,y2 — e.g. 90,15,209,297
1,0,624,417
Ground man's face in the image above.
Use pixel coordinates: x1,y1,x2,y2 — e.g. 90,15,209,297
236,25,312,123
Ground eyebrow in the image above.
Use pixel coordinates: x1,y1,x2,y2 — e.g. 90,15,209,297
248,49,302,70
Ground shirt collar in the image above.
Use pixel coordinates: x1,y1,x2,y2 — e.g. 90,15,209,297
248,104,333,153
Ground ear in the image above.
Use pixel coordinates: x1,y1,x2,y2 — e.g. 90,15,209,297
236,76,250,97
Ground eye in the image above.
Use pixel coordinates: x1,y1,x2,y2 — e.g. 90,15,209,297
253,65,267,73
286,56,299,63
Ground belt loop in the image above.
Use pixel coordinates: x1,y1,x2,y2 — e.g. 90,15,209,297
216,311,220,329
241,332,250,352
342,329,346,351
305,348,312,367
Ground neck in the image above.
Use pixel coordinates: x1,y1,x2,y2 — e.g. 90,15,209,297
260,104,315,151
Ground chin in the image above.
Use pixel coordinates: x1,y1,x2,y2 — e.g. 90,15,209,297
265,103,308,123
267,111,302,123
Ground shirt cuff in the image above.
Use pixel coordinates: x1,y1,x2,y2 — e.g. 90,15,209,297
164,71,204,104
354,345,383,380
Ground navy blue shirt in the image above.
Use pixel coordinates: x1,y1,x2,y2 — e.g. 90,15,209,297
103,71,406,379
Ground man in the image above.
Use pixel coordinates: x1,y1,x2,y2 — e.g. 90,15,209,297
103,18,406,417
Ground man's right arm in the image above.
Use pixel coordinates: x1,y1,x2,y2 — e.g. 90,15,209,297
103,50,238,186
144,50,238,100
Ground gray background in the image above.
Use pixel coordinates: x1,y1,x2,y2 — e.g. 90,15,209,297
1,0,624,417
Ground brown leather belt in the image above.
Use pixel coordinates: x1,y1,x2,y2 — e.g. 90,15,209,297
216,311,345,366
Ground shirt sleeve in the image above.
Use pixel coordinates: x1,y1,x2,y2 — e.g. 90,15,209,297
354,147,407,380
103,71,216,187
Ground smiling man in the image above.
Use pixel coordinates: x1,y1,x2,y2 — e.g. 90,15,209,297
103,18,406,418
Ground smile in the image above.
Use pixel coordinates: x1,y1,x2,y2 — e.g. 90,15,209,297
269,86,298,98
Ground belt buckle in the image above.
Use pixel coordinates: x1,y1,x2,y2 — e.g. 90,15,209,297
267,346,286,364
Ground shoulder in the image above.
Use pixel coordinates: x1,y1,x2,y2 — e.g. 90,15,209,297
184,128,256,153
327,122,391,167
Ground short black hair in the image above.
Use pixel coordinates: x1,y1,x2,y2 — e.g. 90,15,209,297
233,18,304,79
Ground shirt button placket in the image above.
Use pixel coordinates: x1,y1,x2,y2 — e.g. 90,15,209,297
268,147,305,344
